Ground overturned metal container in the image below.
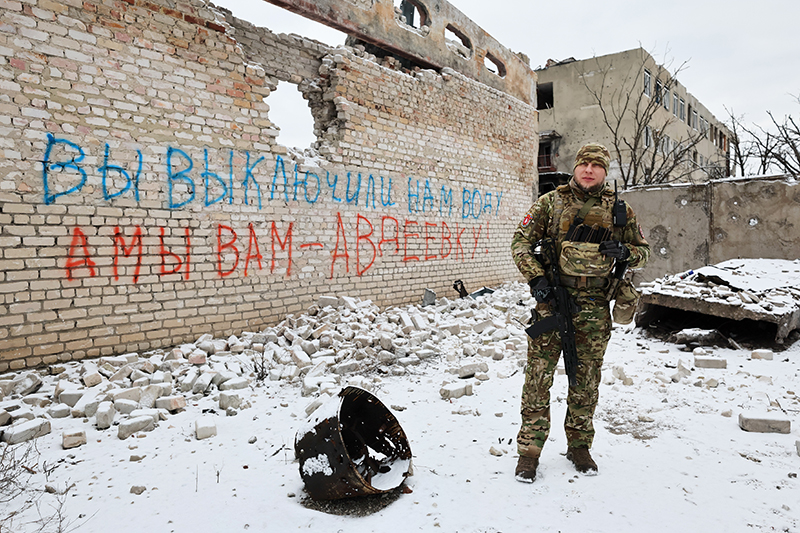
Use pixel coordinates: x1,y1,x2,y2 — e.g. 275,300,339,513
294,386,413,501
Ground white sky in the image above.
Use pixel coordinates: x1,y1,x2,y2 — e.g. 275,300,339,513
212,0,800,138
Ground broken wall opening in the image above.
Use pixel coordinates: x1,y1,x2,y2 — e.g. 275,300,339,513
444,23,472,60
270,81,318,150
394,0,429,29
484,51,506,78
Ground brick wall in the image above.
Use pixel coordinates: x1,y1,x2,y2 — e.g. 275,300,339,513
0,0,538,370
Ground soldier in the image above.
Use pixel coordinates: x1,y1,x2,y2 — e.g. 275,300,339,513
510,143,650,482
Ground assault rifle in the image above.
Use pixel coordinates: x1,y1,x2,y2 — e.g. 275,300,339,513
525,238,581,387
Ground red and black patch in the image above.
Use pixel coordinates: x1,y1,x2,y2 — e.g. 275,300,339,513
521,214,533,227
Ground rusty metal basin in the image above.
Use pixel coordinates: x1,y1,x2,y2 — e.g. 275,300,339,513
294,386,412,501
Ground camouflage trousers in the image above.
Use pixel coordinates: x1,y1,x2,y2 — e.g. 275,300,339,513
517,291,611,458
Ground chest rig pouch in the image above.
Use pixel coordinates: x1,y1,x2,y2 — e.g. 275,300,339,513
554,195,614,278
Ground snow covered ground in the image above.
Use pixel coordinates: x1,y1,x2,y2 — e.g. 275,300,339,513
2,282,799,533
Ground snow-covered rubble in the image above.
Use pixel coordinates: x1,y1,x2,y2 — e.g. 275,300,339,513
640,258,800,343
1,282,799,532
0,285,532,448
641,258,800,311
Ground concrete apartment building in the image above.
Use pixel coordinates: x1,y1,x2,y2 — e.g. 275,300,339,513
534,48,731,193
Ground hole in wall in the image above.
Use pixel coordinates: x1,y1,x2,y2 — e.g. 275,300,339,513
484,51,506,78
394,0,428,29
444,24,472,60
269,81,317,150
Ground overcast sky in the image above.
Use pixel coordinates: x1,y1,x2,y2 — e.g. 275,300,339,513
212,0,799,145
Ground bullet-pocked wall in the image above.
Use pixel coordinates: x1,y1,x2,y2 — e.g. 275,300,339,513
0,0,538,370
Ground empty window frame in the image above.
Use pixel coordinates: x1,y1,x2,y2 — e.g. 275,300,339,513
643,69,652,97
655,79,663,104
537,82,554,110
484,51,506,77
395,0,428,29
444,23,472,60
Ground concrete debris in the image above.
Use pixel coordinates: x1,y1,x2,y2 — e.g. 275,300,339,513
195,417,217,440
0,281,794,458
738,411,791,434
751,349,774,360
440,382,473,400
639,259,800,344
694,356,727,369
62,429,87,449
2,418,51,445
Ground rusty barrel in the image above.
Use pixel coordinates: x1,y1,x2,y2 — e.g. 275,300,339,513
294,386,413,501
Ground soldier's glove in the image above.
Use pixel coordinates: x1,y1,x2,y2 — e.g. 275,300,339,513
599,240,630,261
528,276,552,303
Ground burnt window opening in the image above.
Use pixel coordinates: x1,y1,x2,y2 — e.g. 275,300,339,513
395,0,429,29
484,51,506,78
537,82,553,110
445,24,472,60
269,81,316,150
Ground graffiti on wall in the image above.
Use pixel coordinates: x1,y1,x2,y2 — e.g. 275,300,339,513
43,135,506,282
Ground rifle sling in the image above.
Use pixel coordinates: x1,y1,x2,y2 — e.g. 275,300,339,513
573,195,598,226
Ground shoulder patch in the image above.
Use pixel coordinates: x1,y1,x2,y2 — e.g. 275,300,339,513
521,214,533,228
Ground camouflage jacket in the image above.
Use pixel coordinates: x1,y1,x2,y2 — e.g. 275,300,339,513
511,179,650,284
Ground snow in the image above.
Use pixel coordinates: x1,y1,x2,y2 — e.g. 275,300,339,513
301,454,333,477
369,457,411,491
695,259,800,294
2,283,799,533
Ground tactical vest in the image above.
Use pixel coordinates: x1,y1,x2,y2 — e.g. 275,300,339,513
548,185,621,281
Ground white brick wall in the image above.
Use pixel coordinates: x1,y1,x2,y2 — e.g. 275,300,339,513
0,0,537,370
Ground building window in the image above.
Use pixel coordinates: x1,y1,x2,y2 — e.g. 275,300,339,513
663,91,669,111
395,0,429,29
537,82,554,110
644,126,652,148
679,98,686,121
445,23,473,60
484,51,506,78
690,107,698,130
644,69,652,97
673,93,679,116
655,79,663,104
660,135,672,155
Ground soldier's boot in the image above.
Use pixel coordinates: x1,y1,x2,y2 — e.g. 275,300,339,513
566,446,598,475
515,456,539,483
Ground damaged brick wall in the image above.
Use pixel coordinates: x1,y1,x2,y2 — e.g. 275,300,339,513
0,0,537,370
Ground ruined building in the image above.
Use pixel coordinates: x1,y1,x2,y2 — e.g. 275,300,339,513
535,48,732,193
0,0,538,370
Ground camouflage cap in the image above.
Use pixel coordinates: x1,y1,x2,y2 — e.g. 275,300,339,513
573,143,611,173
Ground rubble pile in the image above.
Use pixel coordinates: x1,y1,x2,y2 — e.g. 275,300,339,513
638,259,800,344
0,284,532,448
641,270,800,313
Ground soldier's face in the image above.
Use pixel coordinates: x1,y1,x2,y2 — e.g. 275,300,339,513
574,162,607,192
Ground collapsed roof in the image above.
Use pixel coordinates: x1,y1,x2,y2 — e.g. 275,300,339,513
636,259,800,345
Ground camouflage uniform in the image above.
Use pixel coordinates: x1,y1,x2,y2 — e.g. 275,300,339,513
510,153,649,459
